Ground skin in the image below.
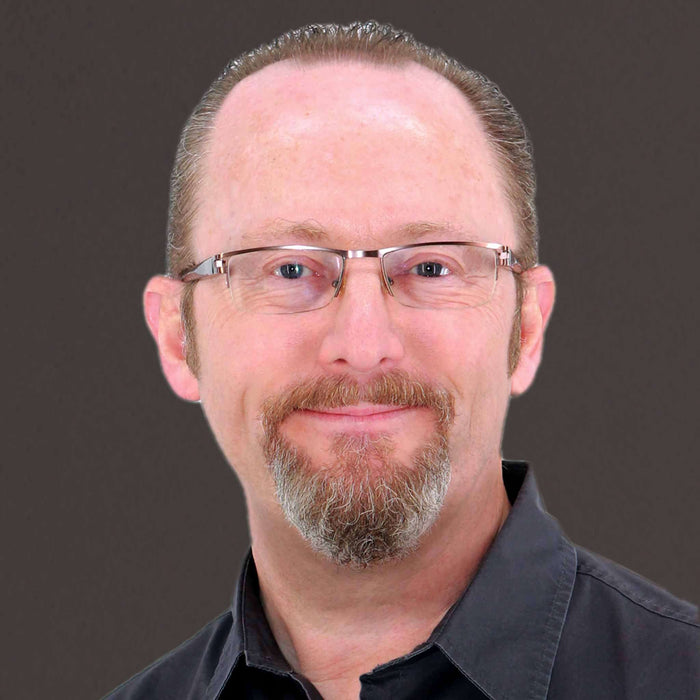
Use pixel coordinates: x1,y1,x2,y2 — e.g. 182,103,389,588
144,60,555,699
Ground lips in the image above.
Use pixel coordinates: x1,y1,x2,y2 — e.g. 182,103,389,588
302,403,410,418
293,404,419,430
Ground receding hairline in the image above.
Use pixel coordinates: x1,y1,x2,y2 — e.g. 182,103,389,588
169,21,537,376
215,53,470,106
209,55,497,149
192,55,520,260
167,22,538,280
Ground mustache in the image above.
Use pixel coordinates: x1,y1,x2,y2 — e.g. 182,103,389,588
260,370,455,431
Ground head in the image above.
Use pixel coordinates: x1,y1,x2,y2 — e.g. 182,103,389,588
144,22,555,567
167,22,539,376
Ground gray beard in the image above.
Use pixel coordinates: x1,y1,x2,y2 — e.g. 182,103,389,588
265,429,451,568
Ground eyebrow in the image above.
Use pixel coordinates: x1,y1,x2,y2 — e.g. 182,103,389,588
238,220,468,247
239,221,328,246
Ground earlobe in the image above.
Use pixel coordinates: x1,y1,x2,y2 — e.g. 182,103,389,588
143,276,200,402
510,265,556,396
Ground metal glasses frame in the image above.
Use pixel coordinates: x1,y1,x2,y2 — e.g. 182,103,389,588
178,241,523,301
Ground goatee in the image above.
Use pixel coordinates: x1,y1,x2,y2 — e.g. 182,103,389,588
260,371,454,568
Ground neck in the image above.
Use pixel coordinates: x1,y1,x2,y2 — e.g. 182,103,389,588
247,458,510,699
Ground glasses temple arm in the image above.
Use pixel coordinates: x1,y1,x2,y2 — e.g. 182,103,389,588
498,248,524,274
179,254,227,281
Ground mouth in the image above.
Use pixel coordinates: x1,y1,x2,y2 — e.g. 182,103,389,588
303,403,409,418
290,403,428,433
260,371,455,444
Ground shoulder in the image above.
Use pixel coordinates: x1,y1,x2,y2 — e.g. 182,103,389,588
102,611,236,700
573,546,697,625
550,547,698,699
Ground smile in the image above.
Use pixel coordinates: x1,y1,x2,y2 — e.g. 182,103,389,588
292,404,426,431
305,403,409,417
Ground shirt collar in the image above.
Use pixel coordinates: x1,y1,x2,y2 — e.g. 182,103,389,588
208,462,577,700
433,461,577,699
206,548,292,699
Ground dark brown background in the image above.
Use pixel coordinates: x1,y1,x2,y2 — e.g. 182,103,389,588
3,1,698,698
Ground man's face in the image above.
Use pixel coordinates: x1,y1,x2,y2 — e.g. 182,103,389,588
187,60,523,561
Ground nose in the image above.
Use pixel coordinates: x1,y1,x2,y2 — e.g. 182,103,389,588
317,259,405,374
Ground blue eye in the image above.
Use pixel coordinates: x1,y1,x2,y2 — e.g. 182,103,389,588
276,263,310,279
411,261,448,277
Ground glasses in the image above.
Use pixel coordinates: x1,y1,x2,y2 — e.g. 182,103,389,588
178,241,523,314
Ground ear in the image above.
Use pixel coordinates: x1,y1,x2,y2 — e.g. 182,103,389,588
510,265,556,396
143,276,200,402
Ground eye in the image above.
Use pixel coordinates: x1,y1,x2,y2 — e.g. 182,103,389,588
410,261,450,277
274,262,313,279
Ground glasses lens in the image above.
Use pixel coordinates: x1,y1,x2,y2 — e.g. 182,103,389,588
383,244,497,309
226,248,343,314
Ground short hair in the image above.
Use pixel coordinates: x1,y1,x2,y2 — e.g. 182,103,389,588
168,21,538,373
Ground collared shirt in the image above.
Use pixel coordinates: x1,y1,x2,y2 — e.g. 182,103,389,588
104,462,699,699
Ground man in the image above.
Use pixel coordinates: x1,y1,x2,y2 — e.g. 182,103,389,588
107,21,698,700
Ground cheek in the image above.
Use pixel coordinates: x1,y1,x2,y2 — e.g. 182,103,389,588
196,292,319,438
412,306,513,452
409,306,513,388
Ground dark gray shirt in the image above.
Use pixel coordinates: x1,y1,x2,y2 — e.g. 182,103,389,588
104,462,699,699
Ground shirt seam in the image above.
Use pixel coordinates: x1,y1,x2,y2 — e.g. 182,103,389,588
575,569,699,626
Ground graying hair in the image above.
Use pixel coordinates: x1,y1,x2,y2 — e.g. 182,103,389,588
267,431,451,567
259,370,456,567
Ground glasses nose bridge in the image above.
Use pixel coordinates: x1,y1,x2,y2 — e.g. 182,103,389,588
345,248,380,259
334,249,393,299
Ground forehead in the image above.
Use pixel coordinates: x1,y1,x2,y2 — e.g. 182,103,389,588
194,59,516,255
